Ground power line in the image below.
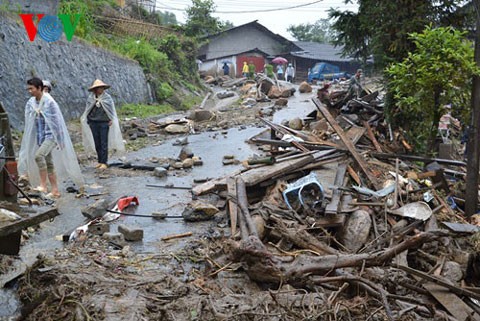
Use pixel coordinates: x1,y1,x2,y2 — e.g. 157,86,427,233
155,0,326,14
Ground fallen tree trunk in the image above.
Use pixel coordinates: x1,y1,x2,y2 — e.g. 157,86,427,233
229,230,449,284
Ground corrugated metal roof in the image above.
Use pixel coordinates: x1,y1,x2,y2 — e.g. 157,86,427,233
291,41,352,62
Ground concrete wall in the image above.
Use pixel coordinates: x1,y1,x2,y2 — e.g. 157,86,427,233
0,0,59,14
0,16,153,128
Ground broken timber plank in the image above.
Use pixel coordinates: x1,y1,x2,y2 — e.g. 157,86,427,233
0,207,59,237
371,152,466,167
227,177,238,237
325,163,347,215
345,126,366,146
239,153,314,187
313,98,380,189
424,282,480,321
398,265,480,301
363,121,383,152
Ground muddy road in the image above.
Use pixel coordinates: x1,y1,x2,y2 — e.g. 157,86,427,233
1,84,319,319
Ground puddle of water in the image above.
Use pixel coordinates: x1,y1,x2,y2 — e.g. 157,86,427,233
273,91,317,123
0,287,20,319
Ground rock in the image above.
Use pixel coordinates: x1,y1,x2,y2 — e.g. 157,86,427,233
173,162,183,169
217,120,229,128
182,201,219,222
189,109,214,122
102,232,126,246
192,156,203,166
222,159,235,165
88,222,110,236
152,212,167,220
252,214,266,239
118,224,144,241
178,146,194,161
153,167,168,177
223,155,235,159
159,163,170,170
267,87,281,99
280,88,294,98
81,199,109,219
182,158,194,168
217,91,235,99
261,107,274,116
288,117,303,130
172,137,189,146
299,81,313,93
242,98,257,106
441,261,463,283
309,119,328,132
275,98,288,106
165,124,189,134
339,209,372,252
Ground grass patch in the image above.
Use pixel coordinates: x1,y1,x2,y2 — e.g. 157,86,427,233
117,104,174,119
125,137,149,151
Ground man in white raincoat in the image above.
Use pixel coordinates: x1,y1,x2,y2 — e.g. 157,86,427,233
18,77,84,197
81,79,124,170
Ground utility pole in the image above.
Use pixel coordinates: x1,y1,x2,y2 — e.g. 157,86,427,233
465,0,480,216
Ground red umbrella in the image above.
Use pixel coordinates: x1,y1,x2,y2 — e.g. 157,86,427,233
272,57,288,64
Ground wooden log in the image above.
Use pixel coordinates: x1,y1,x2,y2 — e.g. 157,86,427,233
270,216,338,255
227,178,238,237
231,230,448,284
236,178,258,237
313,98,380,189
161,232,193,241
0,207,59,237
363,120,383,152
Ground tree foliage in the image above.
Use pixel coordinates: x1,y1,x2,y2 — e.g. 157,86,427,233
184,0,222,37
329,0,472,69
287,19,336,43
386,26,479,154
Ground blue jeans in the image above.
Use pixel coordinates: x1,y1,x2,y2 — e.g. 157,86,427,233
89,121,109,164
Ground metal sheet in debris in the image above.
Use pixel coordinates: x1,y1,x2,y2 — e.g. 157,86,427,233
442,222,480,233
389,201,432,221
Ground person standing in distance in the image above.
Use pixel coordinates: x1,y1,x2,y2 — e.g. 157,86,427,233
81,79,124,170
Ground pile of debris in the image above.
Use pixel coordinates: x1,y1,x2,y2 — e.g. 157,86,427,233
188,93,479,320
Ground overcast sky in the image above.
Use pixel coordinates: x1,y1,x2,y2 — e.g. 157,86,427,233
155,0,358,40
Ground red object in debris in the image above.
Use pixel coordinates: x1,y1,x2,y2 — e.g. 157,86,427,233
116,196,139,211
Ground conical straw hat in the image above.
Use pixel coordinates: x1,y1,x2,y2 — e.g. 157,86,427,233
88,79,110,91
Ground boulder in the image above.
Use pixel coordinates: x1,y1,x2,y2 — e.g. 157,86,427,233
178,146,194,161
81,199,109,219
268,87,282,99
153,167,168,177
339,209,372,252
309,119,328,132
275,98,288,106
118,224,144,242
182,158,194,168
182,201,219,222
288,117,303,130
299,81,312,93
189,109,215,122
165,124,189,134
280,88,294,98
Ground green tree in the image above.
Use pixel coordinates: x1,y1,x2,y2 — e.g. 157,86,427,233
287,18,335,43
184,0,222,37
386,26,479,154
329,0,472,70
